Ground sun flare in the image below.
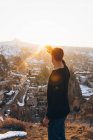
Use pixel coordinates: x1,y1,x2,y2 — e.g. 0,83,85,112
0,0,93,47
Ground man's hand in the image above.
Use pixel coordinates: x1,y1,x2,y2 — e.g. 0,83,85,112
42,116,49,127
45,45,53,54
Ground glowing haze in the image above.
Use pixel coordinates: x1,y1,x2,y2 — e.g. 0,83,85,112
0,0,93,47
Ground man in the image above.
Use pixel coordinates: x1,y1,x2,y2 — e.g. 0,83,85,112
43,47,70,140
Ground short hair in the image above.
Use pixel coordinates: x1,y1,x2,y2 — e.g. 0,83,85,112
52,48,64,61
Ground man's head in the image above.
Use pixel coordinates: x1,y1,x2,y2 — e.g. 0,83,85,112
51,48,64,65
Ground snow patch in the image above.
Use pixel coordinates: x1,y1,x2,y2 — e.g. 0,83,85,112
0,131,27,140
5,90,15,95
80,84,93,97
17,94,26,107
6,90,19,105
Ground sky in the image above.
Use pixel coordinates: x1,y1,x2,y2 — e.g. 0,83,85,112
0,0,93,47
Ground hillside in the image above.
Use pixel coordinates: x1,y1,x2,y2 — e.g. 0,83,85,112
0,40,39,57
0,117,93,140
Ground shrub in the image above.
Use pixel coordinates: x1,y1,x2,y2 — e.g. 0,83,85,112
1,117,26,131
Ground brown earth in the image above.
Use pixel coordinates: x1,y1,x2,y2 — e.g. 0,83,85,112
0,118,93,140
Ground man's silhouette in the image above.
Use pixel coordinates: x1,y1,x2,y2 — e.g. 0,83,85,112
43,47,70,140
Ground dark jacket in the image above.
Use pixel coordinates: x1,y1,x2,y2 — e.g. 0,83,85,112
46,64,70,120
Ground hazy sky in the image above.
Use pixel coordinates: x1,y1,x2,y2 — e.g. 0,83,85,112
0,0,93,47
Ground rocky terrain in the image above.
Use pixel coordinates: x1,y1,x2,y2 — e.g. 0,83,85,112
0,117,93,140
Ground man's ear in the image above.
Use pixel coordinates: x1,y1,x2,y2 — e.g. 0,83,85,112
45,45,53,54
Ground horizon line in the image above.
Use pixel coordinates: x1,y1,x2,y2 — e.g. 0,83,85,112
0,39,93,48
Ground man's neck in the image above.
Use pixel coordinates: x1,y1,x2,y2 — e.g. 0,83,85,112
54,62,64,70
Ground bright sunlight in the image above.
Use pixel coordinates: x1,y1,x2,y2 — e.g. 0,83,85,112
0,0,93,47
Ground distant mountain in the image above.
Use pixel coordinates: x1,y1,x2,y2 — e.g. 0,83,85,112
0,40,93,60
0,39,39,57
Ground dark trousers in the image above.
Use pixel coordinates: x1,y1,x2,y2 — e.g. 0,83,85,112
48,117,66,140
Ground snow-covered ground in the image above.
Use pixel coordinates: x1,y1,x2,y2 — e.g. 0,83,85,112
6,90,19,105
80,84,93,99
17,94,26,107
5,90,15,96
0,131,27,140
